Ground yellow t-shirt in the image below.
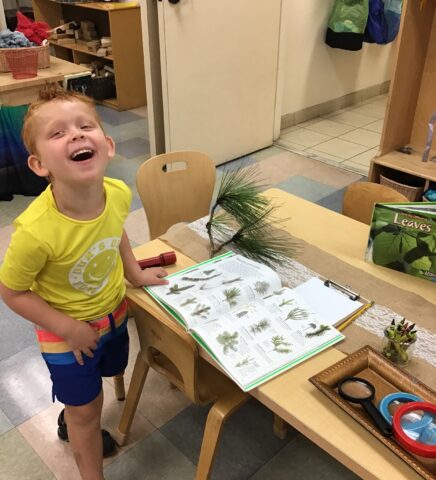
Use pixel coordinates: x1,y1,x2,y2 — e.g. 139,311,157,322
0,177,132,320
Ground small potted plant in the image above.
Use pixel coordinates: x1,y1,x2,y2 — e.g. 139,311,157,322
382,318,417,366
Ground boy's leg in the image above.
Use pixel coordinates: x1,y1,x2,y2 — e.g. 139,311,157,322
65,390,104,480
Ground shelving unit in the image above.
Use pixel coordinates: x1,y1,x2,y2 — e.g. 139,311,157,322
32,0,146,111
369,0,436,193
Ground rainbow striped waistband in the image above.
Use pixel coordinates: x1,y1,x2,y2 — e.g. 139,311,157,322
36,299,128,365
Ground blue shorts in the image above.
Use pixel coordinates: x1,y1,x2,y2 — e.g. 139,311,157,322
41,301,129,406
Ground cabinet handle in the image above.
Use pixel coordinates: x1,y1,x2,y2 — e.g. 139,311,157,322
168,0,180,3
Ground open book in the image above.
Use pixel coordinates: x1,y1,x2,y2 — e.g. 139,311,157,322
366,202,436,283
145,252,361,391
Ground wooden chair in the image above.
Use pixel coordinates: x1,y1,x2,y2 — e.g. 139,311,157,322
117,303,249,480
342,182,408,225
136,151,216,239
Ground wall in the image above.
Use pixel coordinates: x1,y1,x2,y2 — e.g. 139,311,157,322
281,0,396,117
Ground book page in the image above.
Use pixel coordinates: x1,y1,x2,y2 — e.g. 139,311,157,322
191,288,344,391
147,253,282,329
293,278,364,326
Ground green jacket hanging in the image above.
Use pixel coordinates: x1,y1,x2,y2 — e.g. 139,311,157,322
326,0,370,51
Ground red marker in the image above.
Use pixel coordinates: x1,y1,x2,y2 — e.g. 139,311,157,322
137,251,177,269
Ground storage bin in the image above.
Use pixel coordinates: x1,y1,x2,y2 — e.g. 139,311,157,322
89,75,116,101
379,171,425,201
0,44,50,73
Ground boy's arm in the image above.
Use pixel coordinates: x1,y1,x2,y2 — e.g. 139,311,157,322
119,230,169,287
0,282,98,365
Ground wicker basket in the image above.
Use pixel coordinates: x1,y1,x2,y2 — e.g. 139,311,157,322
0,44,50,73
379,173,425,201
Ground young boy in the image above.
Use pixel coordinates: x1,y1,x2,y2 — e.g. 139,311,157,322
0,83,168,480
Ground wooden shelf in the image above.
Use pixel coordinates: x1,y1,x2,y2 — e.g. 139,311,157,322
369,0,436,193
50,39,114,61
33,0,146,111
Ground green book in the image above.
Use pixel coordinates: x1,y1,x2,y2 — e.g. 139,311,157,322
366,202,436,283
145,252,346,392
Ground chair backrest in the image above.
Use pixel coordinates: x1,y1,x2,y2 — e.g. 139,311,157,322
130,303,202,403
136,151,216,239
342,182,408,225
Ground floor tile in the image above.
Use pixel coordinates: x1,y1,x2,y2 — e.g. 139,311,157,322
347,103,386,119
96,105,144,126
310,138,368,160
0,408,13,436
106,119,150,143
255,151,327,186
0,299,38,361
274,176,337,203
0,224,14,261
0,428,55,480
135,369,192,428
124,208,150,246
363,119,385,133
250,434,359,480
338,128,381,148
340,159,373,175
115,137,150,159
303,148,347,167
316,186,347,214
275,138,306,152
325,110,376,128
106,154,148,189
104,430,196,480
303,119,355,137
249,145,284,161
0,346,53,426
129,106,148,118
303,162,362,189
217,155,257,173
160,398,295,480
348,148,378,167
279,127,332,148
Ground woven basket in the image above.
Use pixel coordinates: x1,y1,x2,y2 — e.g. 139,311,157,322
380,173,424,201
0,44,50,73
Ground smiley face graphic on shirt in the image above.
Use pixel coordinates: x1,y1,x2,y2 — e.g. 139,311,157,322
69,237,120,295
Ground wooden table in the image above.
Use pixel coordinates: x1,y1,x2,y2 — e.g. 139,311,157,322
127,188,435,480
0,56,89,106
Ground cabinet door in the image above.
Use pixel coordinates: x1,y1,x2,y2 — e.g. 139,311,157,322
143,0,282,165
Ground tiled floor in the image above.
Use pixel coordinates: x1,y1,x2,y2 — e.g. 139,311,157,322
0,103,365,480
276,94,387,176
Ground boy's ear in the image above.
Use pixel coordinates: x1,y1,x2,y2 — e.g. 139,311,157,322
106,136,115,159
28,155,49,178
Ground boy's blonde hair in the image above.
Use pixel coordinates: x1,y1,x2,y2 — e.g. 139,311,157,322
22,83,102,155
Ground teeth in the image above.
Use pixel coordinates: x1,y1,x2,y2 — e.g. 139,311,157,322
71,149,93,160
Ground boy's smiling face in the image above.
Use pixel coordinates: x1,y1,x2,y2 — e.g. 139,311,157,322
28,99,115,187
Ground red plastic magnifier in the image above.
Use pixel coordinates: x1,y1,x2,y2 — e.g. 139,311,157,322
392,402,436,458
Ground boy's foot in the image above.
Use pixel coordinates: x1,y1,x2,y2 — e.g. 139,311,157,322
57,409,116,457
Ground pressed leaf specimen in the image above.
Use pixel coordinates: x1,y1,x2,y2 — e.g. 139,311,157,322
271,335,292,354
285,307,309,321
250,319,271,334
305,325,330,337
217,331,239,354
167,284,195,295
254,281,269,295
224,287,241,307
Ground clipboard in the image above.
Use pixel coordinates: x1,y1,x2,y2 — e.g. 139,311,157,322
293,277,372,329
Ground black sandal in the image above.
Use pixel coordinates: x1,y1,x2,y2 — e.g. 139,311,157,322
57,409,117,457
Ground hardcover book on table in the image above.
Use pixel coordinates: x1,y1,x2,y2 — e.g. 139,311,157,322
366,202,436,283
143,252,367,392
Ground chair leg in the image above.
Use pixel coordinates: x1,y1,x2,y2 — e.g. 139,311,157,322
113,373,126,401
116,352,149,446
195,391,249,480
273,413,287,440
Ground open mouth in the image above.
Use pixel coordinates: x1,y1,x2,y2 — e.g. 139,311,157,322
70,149,94,162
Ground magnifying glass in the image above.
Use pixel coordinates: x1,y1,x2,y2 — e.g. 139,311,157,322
379,392,423,425
337,376,393,436
393,402,436,457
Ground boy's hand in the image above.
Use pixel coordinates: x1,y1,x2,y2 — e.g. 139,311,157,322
140,267,169,286
64,320,99,366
